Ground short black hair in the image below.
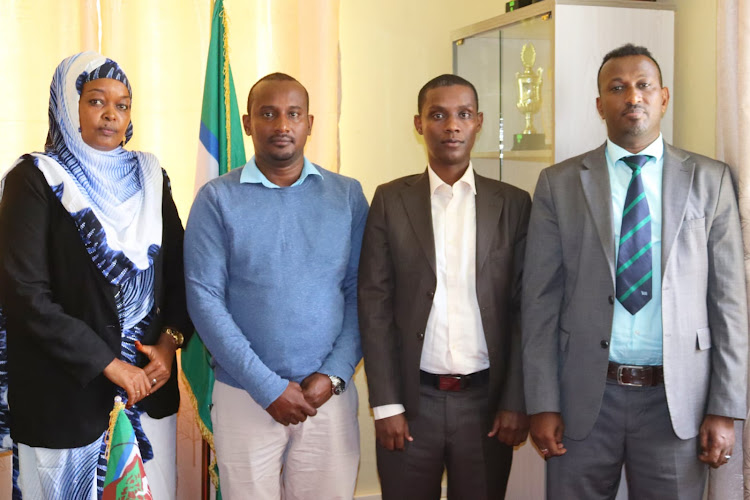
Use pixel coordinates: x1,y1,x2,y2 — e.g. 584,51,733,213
597,44,663,92
417,74,479,114
247,72,309,113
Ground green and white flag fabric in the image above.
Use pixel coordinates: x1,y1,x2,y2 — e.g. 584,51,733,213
182,0,246,497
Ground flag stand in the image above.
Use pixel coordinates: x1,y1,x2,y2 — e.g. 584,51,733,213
201,440,211,499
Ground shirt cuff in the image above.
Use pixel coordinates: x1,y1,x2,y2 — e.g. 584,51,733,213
373,404,405,420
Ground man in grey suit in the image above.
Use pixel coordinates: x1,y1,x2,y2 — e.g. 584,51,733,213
523,44,747,499
359,74,531,499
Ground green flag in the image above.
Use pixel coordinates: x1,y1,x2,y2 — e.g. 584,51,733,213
182,0,246,496
103,398,153,499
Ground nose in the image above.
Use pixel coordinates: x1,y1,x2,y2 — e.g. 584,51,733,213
275,115,291,133
102,103,116,121
625,85,642,105
444,114,459,132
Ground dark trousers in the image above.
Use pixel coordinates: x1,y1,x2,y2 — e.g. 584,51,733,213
376,382,513,500
546,379,707,500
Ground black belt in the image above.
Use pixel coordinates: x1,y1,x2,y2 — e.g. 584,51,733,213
607,361,664,387
420,369,490,391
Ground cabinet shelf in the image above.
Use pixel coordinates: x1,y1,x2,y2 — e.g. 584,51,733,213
473,150,553,163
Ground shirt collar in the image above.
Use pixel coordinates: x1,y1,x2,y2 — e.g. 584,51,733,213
427,162,477,196
240,156,322,188
606,133,664,166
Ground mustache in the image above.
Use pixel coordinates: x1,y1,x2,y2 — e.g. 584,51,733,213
623,103,646,114
270,134,294,142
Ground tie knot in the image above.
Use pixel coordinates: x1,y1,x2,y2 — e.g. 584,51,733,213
622,155,652,171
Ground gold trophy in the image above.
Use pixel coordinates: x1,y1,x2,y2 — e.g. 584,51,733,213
513,43,545,150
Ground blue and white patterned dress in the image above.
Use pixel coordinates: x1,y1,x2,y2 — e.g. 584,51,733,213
0,52,168,500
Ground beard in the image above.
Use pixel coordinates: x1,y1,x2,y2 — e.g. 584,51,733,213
267,149,296,162
624,121,650,137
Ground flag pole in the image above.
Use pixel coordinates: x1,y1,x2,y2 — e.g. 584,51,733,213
200,4,215,498
201,441,210,499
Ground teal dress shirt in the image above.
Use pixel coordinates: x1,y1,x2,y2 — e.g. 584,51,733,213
606,135,664,365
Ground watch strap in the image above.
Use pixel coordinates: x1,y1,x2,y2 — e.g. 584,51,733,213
328,375,345,395
163,327,184,348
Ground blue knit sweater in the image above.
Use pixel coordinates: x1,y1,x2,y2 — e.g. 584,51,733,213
184,161,368,408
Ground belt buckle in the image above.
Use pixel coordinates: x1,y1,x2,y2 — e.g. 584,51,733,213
438,375,463,391
616,364,644,387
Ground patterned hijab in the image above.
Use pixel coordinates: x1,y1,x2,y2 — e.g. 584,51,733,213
37,51,163,283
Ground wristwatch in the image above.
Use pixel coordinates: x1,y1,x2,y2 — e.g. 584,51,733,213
328,375,346,395
163,327,184,348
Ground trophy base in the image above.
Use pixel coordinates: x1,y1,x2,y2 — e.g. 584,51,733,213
506,0,544,12
511,133,546,151
506,0,533,12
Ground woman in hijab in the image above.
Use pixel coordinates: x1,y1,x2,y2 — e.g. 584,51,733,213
0,51,191,499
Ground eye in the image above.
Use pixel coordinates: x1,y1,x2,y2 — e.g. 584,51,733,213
262,111,274,119
638,82,651,89
89,98,103,106
432,112,444,120
289,111,300,118
459,111,472,119
117,103,130,111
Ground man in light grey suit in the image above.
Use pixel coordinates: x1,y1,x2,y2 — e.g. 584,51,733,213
522,44,747,499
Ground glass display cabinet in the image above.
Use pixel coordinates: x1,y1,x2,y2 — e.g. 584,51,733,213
453,0,675,194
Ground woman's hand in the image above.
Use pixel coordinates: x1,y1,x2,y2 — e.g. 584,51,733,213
102,358,151,408
134,332,178,395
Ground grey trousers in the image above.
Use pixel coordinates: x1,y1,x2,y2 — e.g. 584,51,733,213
546,379,707,500
376,382,513,500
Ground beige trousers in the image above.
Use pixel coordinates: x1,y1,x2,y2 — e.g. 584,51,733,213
212,380,360,500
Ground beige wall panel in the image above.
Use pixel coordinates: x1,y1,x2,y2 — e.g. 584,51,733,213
674,0,717,157
0,0,94,174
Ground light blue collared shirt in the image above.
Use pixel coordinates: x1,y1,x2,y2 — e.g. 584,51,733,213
240,155,322,188
607,134,664,365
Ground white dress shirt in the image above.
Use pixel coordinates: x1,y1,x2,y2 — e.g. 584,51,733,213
373,164,488,420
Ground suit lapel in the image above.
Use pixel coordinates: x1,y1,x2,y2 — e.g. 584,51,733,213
580,145,616,280
401,171,437,275
661,144,693,273
475,174,504,274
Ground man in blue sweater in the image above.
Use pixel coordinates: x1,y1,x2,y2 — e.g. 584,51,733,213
184,73,368,499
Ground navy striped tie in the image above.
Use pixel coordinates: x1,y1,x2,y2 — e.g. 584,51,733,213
616,155,653,315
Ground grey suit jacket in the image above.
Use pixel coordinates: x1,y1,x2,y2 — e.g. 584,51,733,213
359,170,531,418
522,142,748,440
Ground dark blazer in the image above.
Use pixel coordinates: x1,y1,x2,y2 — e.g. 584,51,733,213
0,157,192,448
358,170,531,418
